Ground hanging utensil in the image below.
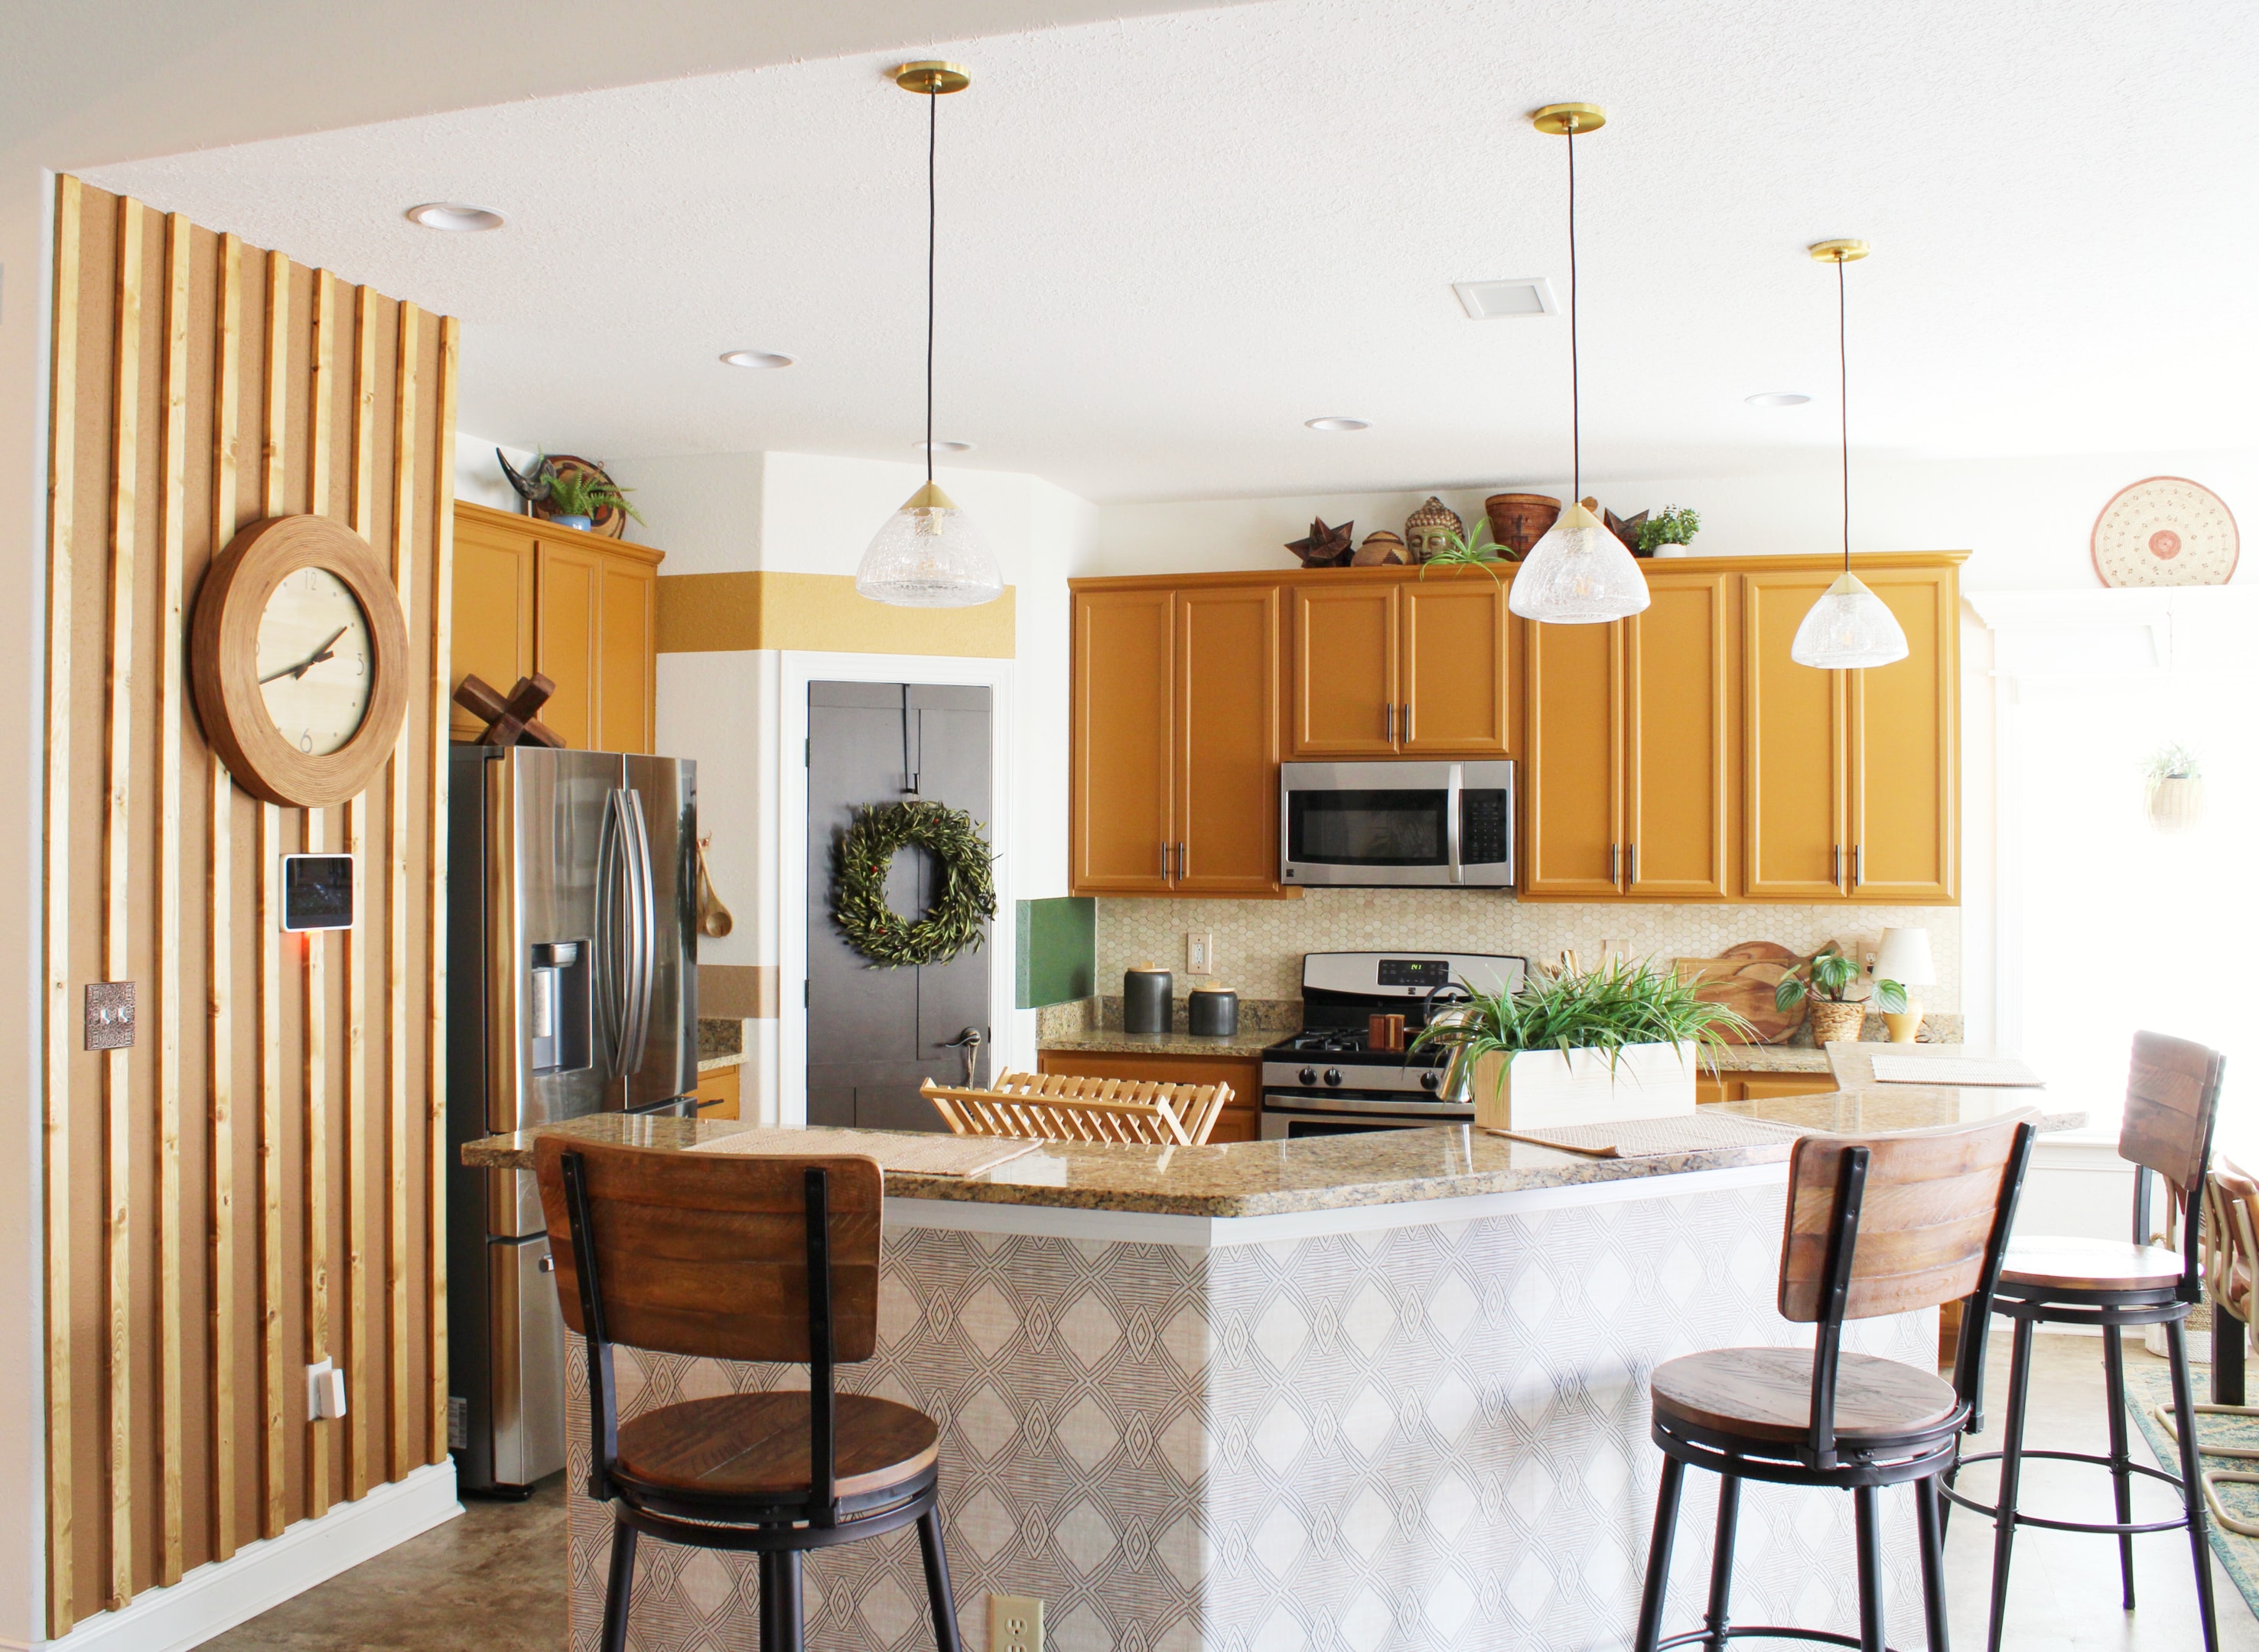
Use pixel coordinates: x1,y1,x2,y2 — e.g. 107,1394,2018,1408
694,835,734,938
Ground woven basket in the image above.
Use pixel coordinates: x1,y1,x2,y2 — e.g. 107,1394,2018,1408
2147,776,2207,834
1809,1000,1865,1045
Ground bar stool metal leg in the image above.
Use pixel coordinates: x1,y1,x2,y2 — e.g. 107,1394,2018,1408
2101,1323,2137,1608
1702,1473,1740,1651
918,1506,965,1652
760,1550,806,1652
1916,1474,1950,1652
1852,1485,1886,1652
2166,1317,2222,1652
1633,1455,1687,1652
1986,1315,2036,1652
600,1517,636,1652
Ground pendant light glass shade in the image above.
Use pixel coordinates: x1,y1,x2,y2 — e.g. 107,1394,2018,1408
1506,502,1651,623
854,481,1002,608
1789,571,1907,668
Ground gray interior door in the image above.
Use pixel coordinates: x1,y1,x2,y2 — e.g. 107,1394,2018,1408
808,681,993,1131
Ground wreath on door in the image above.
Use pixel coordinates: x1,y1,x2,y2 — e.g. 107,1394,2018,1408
832,801,998,967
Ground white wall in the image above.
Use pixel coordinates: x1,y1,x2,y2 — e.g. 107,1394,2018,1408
451,433,538,514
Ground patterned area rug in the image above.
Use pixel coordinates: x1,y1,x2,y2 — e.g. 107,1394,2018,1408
2127,1360,2259,1623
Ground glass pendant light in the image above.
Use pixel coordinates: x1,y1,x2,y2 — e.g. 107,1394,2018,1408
855,62,1003,609
1509,103,1649,626
1789,240,1907,668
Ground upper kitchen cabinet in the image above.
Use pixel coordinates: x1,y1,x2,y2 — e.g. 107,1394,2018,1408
1519,614,1622,897
1743,560,1958,902
1073,581,1283,896
451,502,662,753
1288,572,1511,758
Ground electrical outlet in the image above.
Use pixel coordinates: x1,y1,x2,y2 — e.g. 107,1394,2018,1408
1185,932,1213,976
990,1595,1043,1652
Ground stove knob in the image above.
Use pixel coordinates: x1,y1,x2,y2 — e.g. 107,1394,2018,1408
1298,1067,1318,1086
1420,1070,1441,1091
1323,1068,1344,1088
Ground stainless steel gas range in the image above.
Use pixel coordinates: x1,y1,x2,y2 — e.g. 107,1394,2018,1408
1259,951,1526,1140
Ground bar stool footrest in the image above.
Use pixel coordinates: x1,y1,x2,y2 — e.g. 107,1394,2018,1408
1943,1446,2190,1534
1658,1628,1904,1650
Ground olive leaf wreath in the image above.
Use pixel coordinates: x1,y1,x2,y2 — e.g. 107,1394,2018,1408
831,800,998,968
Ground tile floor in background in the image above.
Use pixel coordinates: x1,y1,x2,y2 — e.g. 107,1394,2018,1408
200,1336,2254,1650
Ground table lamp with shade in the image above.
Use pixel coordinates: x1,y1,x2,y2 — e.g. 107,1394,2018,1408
1872,926,1935,1043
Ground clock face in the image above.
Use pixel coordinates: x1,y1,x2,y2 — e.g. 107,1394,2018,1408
2091,476,2239,588
256,567,373,756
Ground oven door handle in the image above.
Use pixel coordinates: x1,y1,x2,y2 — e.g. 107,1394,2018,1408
1445,764,1464,886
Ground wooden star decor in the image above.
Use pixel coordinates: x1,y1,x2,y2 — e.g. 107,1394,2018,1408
454,671,568,748
1286,516,1355,568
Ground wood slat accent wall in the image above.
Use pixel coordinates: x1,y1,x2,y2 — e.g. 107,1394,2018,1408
41,177,458,1636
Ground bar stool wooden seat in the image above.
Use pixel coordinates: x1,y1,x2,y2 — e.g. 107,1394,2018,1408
1942,1032,2228,1652
1634,1115,2036,1652
534,1137,962,1652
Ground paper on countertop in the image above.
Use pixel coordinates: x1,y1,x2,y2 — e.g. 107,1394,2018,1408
687,1126,1041,1179
1868,1055,2043,1088
1506,1113,1803,1156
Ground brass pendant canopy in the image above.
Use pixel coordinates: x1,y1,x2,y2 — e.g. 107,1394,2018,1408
1530,102,1606,135
1808,239,1871,264
890,60,971,93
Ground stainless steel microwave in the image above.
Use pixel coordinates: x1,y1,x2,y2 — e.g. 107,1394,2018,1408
1279,760,1514,887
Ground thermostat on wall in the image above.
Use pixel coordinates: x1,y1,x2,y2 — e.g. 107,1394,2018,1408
282,854,356,932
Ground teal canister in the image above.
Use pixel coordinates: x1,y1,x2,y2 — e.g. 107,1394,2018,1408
1123,965,1173,1034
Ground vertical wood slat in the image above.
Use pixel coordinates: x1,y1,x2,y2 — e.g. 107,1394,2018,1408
207,229,241,1565
258,247,289,1542
386,302,417,1478
155,209,192,1590
343,285,376,1502
44,169,82,1644
426,313,458,1461
303,270,334,1522
103,192,144,1615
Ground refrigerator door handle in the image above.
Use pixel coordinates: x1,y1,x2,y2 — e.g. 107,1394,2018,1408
620,788,656,1075
596,789,631,1078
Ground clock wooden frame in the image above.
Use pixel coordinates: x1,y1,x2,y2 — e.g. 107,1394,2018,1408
190,514,412,808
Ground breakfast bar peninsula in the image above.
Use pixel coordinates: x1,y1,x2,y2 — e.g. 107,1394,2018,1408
467,1087,2067,1652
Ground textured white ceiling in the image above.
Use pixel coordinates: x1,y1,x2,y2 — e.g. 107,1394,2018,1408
87,0,2259,502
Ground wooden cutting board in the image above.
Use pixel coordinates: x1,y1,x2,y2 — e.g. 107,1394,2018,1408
1675,941,1808,1045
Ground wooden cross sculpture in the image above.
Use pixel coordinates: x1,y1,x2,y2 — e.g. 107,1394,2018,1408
454,672,568,748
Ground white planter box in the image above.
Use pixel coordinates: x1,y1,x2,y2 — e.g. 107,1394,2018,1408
1470,1039,1700,1132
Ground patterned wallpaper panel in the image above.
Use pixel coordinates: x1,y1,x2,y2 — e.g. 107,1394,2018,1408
565,1187,1935,1652
1099,892,1962,1013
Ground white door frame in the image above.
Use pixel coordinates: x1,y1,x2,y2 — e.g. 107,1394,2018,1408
776,650,1017,1129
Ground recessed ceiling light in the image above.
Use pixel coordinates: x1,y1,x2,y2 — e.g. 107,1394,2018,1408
916,439,975,454
1746,392,1812,407
405,202,504,233
1452,278,1558,320
721,350,795,369
1305,417,1370,432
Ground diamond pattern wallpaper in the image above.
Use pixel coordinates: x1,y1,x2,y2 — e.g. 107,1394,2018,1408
565,1185,1935,1651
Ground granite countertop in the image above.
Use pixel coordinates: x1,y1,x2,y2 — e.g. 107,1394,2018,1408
1037,1027,1282,1059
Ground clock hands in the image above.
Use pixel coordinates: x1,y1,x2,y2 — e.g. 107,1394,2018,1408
258,626,351,685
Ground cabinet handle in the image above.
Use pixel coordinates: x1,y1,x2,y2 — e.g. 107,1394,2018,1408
1161,842,1173,880
1626,843,1636,886
1832,844,1841,886
1610,844,1620,885
1853,844,1863,887
1385,703,1395,743
1402,702,1414,743
1178,841,1189,880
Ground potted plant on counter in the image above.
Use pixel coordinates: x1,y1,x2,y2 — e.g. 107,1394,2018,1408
544,466,645,533
1773,945,1906,1044
1635,505,1701,558
2144,743,2205,834
1412,957,1755,1131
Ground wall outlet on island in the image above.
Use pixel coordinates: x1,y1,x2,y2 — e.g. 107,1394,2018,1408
990,1595,1043,1652
1186,932,1213,975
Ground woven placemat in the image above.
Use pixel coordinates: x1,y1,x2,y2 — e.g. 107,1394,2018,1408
687,1126,1041,1179
1869,1053,2043,1087
1505,1113,1804,1156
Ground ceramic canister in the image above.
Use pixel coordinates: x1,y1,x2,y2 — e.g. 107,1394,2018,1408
1124,965,1173,1034
1188,986,1239,1038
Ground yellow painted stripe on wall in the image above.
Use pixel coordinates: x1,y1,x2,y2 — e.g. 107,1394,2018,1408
656,570,1015,657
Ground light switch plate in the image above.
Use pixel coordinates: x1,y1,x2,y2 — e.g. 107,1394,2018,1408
1185,932,1213,976
85,980,135,1050
990,1595,1043,1652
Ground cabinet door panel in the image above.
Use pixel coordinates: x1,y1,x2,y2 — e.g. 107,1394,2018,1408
1177,586,1281,893
1743,572,1847,899
1400,577,1510,755
1626,572,1729,897
1520,616,1623,896
1849,568,1956,901
451,518,536,739
1291,586,1398,755
535,540,601,750
1736,1072,1841,1100
595,556,656,754
1073,590,1175,893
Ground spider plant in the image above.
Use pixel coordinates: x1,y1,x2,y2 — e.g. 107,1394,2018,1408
1418,521,1512,580
1411,956,1757,1075
1774,946,1907,1013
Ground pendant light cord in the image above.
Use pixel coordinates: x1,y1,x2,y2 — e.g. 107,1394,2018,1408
926,84,938,486
1837,255,1849,572
1567,122,1580,502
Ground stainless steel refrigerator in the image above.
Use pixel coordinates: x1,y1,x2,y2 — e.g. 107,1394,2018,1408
445,745,698,1494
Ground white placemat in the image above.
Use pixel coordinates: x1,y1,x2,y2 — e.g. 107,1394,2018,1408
1499,1113,1803,1156
687,1127,1041,1179
1868,1054,2043,1088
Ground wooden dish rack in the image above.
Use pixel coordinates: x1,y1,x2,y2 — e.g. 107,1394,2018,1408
921,1071,1234,1146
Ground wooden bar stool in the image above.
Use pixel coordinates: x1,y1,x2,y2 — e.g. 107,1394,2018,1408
534,1137,962,1652
1943,1032,2228,1652
1634,1114,2036,1652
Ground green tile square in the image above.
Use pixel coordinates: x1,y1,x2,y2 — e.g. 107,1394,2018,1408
1015,896,1095,1009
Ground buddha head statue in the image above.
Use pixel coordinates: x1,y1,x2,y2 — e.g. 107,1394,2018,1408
1404,496,1463,562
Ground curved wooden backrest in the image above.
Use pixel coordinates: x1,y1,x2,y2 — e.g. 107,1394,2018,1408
1779,1114,2032,1323
534,1137,884,1364
2119,1030,2226,1195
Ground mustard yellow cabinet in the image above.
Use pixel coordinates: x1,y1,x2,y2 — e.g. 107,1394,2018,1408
1289,571,1511,759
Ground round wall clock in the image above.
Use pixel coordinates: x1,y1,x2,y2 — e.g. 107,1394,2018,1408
190,515,412,808
2091,476,2239,587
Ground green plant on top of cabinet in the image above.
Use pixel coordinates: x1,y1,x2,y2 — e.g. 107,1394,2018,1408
1072,582,1284,896
1287,569,1511,758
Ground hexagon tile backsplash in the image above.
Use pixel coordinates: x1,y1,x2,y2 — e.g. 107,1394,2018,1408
1098,893,1961,1012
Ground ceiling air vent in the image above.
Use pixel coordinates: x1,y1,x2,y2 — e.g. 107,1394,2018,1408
1452,278,1558,320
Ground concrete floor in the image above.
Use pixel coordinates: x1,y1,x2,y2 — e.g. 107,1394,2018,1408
200,1335,2254,1650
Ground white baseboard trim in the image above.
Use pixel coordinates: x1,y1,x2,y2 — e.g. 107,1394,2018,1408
6,1461,461,1652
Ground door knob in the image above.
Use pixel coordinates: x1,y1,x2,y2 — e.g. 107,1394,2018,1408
941,1026,985,1086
